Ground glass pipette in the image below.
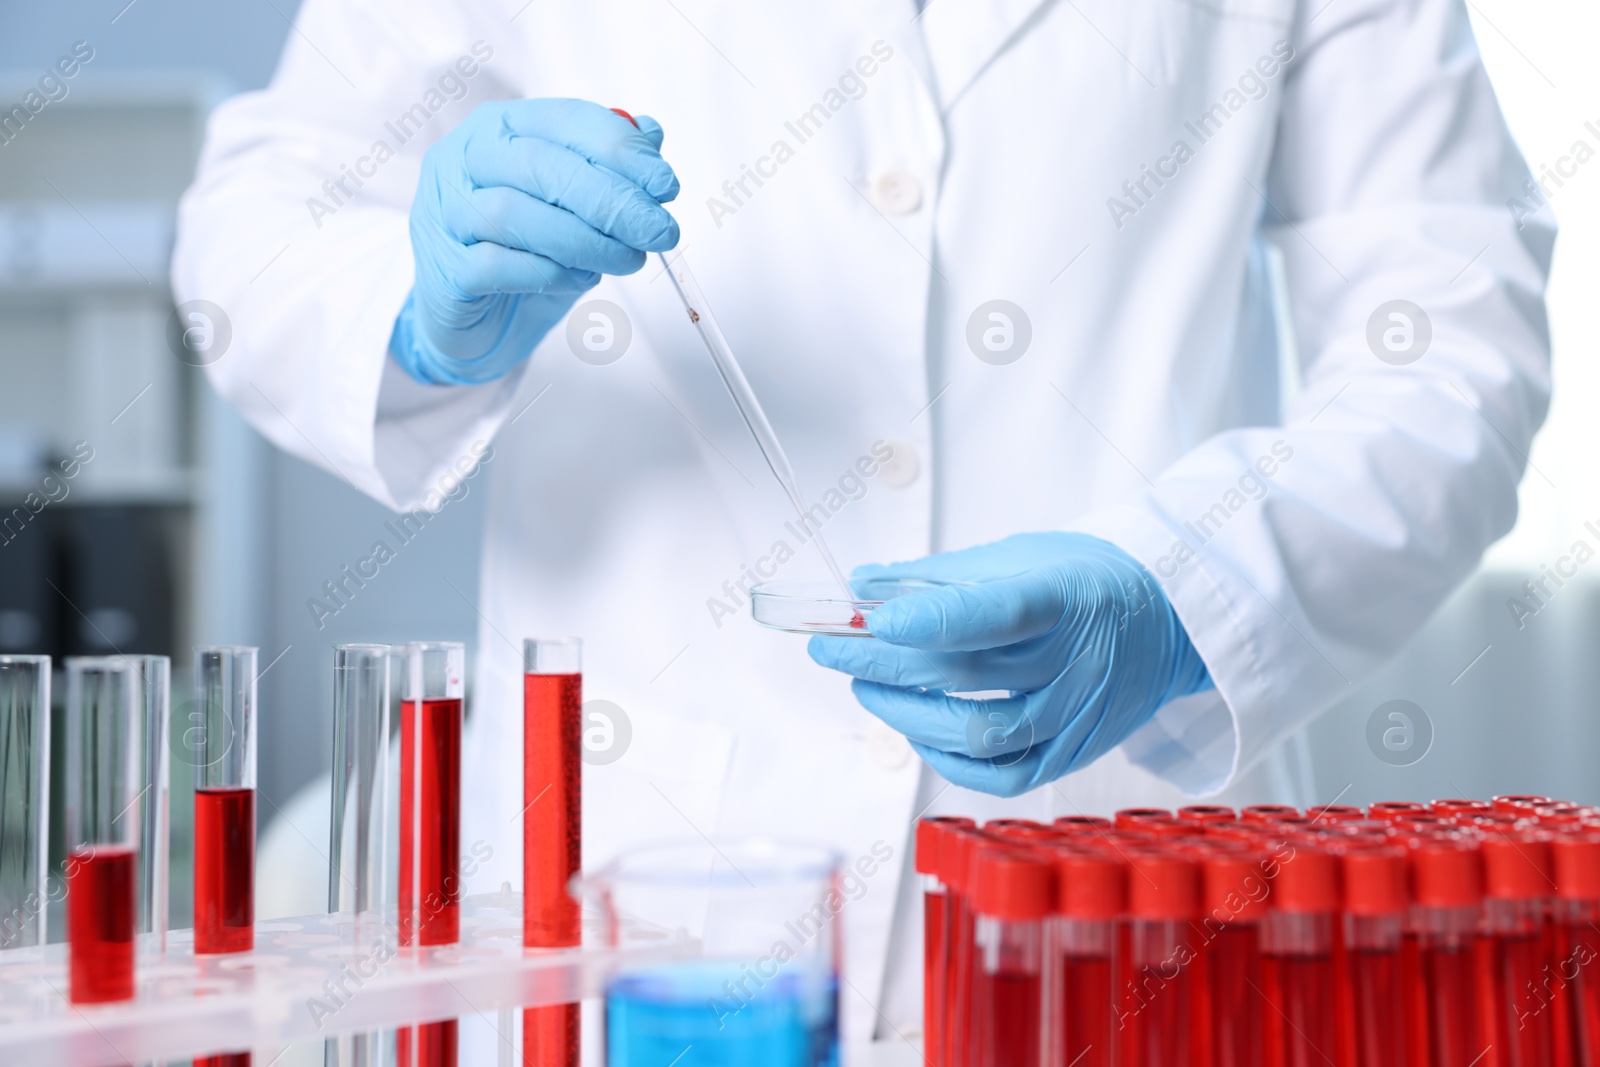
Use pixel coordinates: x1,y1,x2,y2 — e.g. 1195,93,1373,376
658,250,857,603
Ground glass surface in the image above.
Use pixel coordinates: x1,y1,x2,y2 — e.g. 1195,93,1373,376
750,578,953,637
0,656,49,951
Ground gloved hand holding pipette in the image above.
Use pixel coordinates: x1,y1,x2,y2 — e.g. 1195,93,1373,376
808,533,1214,797
389,100,680,385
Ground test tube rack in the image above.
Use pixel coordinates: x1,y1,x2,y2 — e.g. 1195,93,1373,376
0,888,694,1067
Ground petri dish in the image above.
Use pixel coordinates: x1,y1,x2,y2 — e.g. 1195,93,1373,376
750,578,949,637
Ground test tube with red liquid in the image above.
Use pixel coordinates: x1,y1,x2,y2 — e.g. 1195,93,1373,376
326,644,391,1067
65,657,141,1004
399,641,464,1067
1410,838,1489,1067
970,847,1051,1067
523,637,582,1067
1552,833,1600,1065
1260,846,1339,1067
1120,851,1201,1067
1340,846,1408,1067
1051,848,1125,1067
945,826,988,1067
1482,832,1556,1067
193,646,257,955
1197,848,1267,1067
0,655,50,953
918,817,975,1067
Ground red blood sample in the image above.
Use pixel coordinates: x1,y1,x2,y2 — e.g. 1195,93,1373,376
1198,850,1267,1067
945,828,987,1067
1342,847,1409,1067
522,1004,578,1067
1552,834,1600,1066
918,817,974,1067
970,848,1050,1067
849,610,867,629
523,672,581,948
400,697,462,946
1260,849,1338,1067
1052,848,1124,1067
398,1020,458,1067
194,786,255,954
1411,839,1489,1067
194,1055,251,1067
1062,953,1114,1066
1483,834,1555,1067
67,845,136,1004
1120,852,1200,1067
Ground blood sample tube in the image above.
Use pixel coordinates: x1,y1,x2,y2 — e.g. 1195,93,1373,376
193,646,257,955
1305,804,1364,825
129,656,171,959
919,817,975,1067
399,642,464,1067
1368,801,1428,823
1050,847,1126,1067
1410,838,1488,1067
990,818,1049,833
1482,832,1555,1067
1116,808,1175,830
1341,846,1408,1067
1551,833,1600,1065
1494,795,1553,818
1055,815,1114,835
0,655,49,953
1120,850,1201,1067
1430,799,1493,820
1260,846,1339,1067
945,826,989,1067
970,847,1051,1067
1197,847,1268,1067
521,638,582,1067
1178,806,1237,826
1241,805,1300,824
64,657,140,1003
326,644,391,1067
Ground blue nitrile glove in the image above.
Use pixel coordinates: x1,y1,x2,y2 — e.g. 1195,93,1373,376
807,533,1213,797
389,99,680,385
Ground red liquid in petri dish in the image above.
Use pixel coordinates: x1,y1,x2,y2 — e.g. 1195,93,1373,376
522,1002,579,1067
975,968,1041,1067
1061,952,1114,1067
523,672,581,948
849,610,867,629
1347,949,1406,1067
398,1020,458,1067
194,787,255,954
67,844,136,1004
194,1054,252,1067
400,698,463,946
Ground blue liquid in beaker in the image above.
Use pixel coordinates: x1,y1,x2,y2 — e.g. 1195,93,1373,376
606,959,838,1067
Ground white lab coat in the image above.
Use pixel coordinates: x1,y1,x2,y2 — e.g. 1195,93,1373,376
173,0,1552,1054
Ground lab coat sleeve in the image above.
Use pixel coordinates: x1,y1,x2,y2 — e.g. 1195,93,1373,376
171,0,524,510
1074,0,1555,795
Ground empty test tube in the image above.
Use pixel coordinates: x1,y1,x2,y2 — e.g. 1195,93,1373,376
969,847,1051,1067
129,655,170,957
193,646,257,955
0,656,49,953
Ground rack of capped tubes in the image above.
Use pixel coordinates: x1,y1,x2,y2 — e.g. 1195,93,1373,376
918,797,1600,1067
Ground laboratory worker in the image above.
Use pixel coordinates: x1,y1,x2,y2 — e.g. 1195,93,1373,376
174,0,1551,1055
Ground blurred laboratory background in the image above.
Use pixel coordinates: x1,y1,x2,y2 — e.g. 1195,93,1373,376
0,0,1595,929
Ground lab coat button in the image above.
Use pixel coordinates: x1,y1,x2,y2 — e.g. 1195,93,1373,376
877,440,920,489
868,721,913,770
872,171,923,215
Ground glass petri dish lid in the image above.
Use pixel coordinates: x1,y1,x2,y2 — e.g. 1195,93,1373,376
749,578,950,637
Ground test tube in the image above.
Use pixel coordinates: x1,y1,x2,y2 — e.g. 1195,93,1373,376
1551,833,1600,1064
64,657,141,1003
1049,847,1125,1067
944,826,988,1067
1410,837,1488,1066
917,816,975,1067
325,644,390,1067
1340,846,1408,1067
1120,851,1200,1067
1260,845,1339,1067
193,646,257,955
0,656,49,953
1198,847,1267,1067
129,655,170,956
969,847,1051,1067
1177,805,1237,826
399,642,463,1067
522,637,582,1067
1482,832,1555,1067
1240,805,1300,824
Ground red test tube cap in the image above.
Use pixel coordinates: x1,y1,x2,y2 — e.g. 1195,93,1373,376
1054,815,1113,834
1430,798,1492,818
942,826,989,896
1055,850,1126,919
1368,801,1428,822
1179,805,1238,825
1115,808,1174,829
1410,839,1484,908
916,817,975,876
1342,846,1408,916
1306,804,1365,824
1199,849,1269,923
972,848,1054,921
1552,834,1600,902
1242,804,1301,823
1269,845,1340,913
1494,794,1553,817
1482,834,1553,900
1126,851,1200,919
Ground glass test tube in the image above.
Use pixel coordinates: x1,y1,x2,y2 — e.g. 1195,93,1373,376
1119,851,1200,1067
326,644,391,1067
945,827,987,1067
1410,839,1487,1067
522,637,582,1067
1260,847,1338,1067
0,656,49,953
399,642,463,1067
65,657,141,1003
1552,834,1600,1066
1198,849,1267,1067
1341,847,1409,1067
970,848,1050,1067
917,817,972,1067
1483,833,1555,1067
130,655,171,956
1049,848,1125,1067
194,646,257,955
